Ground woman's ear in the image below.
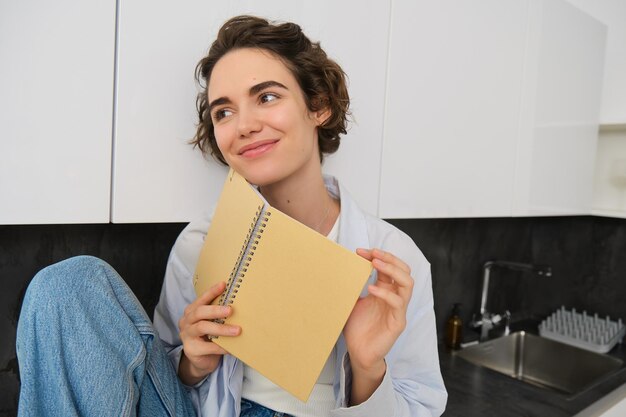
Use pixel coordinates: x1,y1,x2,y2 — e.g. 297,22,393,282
311,95,331,126
314,107,331,126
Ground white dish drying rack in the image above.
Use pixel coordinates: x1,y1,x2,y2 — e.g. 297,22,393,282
539,306,625,353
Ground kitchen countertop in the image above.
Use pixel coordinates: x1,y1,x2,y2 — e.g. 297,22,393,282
439,337,626,417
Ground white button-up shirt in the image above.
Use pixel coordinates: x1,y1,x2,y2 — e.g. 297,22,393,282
153,176,447,417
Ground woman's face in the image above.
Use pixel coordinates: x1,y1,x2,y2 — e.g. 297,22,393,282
208,48,326,186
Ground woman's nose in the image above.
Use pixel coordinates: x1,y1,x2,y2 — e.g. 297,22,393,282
237,107,262,138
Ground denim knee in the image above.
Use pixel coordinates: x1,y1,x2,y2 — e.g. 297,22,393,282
24,255,113,302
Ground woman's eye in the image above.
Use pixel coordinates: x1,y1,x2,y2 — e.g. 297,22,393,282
213,108,232,121
260,93,279,104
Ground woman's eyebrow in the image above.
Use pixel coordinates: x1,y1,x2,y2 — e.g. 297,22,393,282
249,80,288,95
208,97,231,113
208,81,288,112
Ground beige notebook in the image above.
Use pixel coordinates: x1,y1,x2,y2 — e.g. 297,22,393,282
193,169,372,401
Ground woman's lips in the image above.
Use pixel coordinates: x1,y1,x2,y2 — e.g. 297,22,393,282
238,140,279,158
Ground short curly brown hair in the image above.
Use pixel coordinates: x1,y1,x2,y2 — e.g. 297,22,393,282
190,15,350,164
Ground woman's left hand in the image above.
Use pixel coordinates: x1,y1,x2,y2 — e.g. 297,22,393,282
343,248,414,404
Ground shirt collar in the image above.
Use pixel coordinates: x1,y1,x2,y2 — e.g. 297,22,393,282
323,174,370,255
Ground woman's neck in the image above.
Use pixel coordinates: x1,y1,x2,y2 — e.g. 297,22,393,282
259,168,339,236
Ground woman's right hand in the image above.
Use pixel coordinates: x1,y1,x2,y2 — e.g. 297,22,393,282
178,281,241,386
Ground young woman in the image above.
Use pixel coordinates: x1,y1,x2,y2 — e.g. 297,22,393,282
16,15,446,417
156,15,446,417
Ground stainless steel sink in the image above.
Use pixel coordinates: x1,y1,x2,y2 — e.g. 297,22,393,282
456,331,624,395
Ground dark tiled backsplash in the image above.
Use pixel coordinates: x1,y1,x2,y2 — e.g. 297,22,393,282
1,215,626,414
388,215,626,340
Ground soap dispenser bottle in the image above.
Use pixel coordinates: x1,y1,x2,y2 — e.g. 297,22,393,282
446,303,463,350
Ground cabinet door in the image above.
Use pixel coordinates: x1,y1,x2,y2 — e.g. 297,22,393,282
514,0,606,216
113,0,390,222
564,0,626,124
379,0,605,219
0,1,116,224
380,0,528,218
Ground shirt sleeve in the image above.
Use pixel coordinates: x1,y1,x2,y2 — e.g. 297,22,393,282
331,223,448,417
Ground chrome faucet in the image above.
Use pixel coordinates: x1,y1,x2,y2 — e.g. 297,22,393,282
471,260,552,341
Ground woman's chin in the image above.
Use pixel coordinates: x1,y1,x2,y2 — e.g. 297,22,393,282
230,164,283,188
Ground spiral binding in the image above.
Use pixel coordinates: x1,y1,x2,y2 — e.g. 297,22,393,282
216,207,260,307
218,208,272,308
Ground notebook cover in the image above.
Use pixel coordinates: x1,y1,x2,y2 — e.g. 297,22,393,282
193,170,372,401
193,170,264,297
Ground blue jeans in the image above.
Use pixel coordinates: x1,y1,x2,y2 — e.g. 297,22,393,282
240,399,294,417
16,256,196,417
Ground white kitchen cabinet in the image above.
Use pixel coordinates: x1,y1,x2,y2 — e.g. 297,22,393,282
2,0,608,224
112,0,391,223
564,0,626,125
380,0,527,218
0,0,116,224
513,0,606,216
562,1,626,218
379,0,606,218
